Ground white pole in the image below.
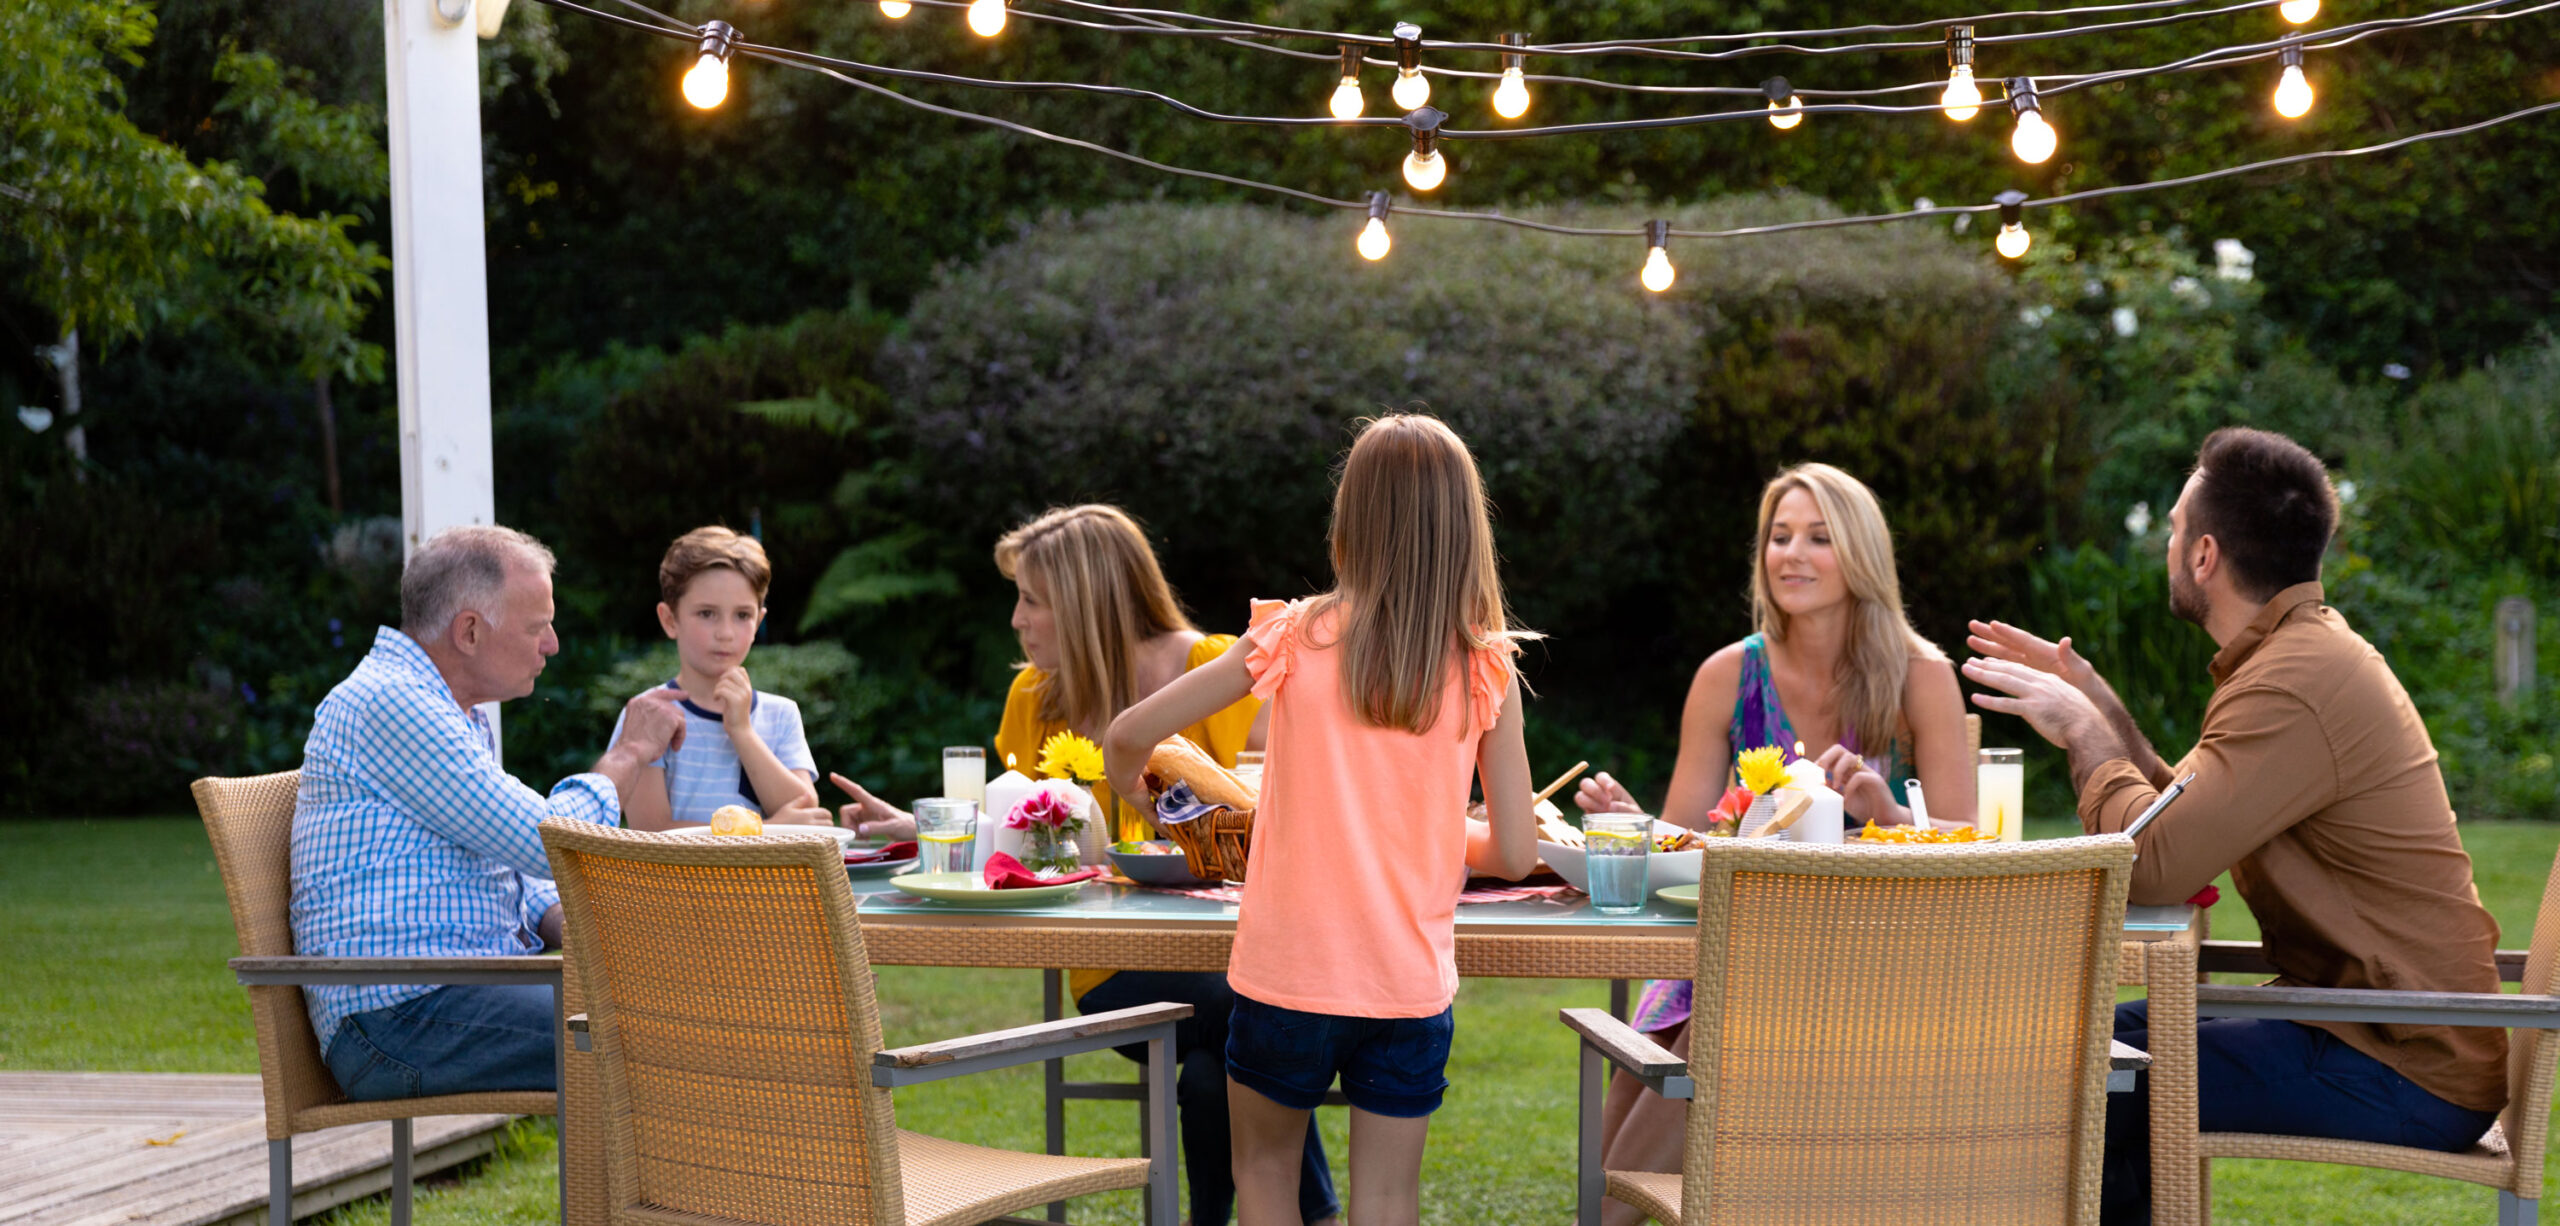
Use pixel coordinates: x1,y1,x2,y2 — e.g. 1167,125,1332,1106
383,0,504,751
384,0,496,556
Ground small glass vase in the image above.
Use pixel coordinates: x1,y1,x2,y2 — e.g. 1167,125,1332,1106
1023,822,1081,875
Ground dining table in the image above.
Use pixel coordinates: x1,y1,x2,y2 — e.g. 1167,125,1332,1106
833,871,2211,1226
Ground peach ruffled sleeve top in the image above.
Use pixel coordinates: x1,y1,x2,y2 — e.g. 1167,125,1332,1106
1227,598,1516,1019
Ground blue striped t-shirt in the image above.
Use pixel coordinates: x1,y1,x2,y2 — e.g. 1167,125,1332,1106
610,682,817,824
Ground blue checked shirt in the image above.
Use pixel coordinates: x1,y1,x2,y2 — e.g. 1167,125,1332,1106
289,627,621,1048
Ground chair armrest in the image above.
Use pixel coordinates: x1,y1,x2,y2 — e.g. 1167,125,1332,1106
1560,1007,1692,1099
567,1014,589,1052
2196,983,2560,1029
2199,941,2527,983
230,954,563,987
872,1002,1193,1088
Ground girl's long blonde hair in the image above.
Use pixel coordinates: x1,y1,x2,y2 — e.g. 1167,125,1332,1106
1308,415,1535,736
1748,463,1944,752
995,505,1198,733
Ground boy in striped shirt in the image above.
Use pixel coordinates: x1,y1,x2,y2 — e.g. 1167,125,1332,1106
612,527,831,829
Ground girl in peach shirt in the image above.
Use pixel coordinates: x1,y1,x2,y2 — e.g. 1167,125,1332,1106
1105,414,1541,1226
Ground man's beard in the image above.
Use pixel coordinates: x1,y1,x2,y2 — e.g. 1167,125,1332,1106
2168,546,2211,627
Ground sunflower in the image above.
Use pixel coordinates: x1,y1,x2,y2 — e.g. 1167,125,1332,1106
1038,730,1107,783
1736,745,1790,796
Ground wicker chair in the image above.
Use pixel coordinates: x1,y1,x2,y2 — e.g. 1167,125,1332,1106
2189,840,2560,1226
193,771,561,1226
538,818,1184,1226
1565,835,2136,1226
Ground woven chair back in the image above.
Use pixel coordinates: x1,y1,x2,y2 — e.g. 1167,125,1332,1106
1682,836,2135,1226
541,820,905,1226
2502,840,2560,1194
193,770,343,1139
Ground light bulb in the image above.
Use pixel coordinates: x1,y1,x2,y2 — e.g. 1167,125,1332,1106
1766,94,1804,130
2273,64,2314,118
1330,77,1364,120
1641,245,1675,292
1996,221,2031,259
682,54,728,109
1492,67,1530,119
1941,65,1981,122
878,0,910,16
967,0,1006,37
1392,69,1430,111
1402,148,1445,191
2011,109,2057,163
2279,0,2320,22
1358,217,1392,260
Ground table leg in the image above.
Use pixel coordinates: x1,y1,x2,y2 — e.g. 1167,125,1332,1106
1609,979,1629,1022
1044,968,1068,1224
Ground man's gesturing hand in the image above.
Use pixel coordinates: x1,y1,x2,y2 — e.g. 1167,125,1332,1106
1962,656,2108,750
615,688,688,762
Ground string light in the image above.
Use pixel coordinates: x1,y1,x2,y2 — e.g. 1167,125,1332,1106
2009,78,2057,163
1640,220,1676,291
681,20,734,110
2273,44,2315,117
1328,45,1364,120
1492,32,1532,120
878,0,909,17
1762,77,1805,130
1358,191,1393,260
1942,26,1982,121
2280,0,2322,23
1994,189,2032,257
967,0,1006,38
1391,23,1431,111
1403,107,1448,190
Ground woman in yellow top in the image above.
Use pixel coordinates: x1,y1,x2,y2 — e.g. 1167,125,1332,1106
834,504,1336,1226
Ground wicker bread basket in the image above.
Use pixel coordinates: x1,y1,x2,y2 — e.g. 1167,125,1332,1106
1162,805,1254,882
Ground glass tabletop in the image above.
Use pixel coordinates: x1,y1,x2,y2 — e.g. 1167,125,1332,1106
847,874,2194,933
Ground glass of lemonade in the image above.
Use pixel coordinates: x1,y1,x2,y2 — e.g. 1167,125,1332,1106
916,798,980,875
1978,748,2025,842
941,747,988,808
1584,813,1653,915
1232,751,1265,792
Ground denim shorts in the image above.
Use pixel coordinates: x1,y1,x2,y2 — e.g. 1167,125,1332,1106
1225,993,1454,1118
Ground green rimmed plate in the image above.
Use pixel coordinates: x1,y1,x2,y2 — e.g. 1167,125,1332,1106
1655,884,1701,910
888,871,1089,906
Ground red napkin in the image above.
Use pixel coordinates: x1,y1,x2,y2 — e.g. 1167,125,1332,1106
845,841,917,865
982,851,1105,889
2186,884,2221,908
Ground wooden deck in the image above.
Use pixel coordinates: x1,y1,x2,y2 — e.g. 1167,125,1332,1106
0,1073,518,1226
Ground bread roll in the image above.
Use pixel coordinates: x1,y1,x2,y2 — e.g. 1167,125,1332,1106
1143,738,1257,810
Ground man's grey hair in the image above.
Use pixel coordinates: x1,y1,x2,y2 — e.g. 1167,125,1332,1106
401,525,558,645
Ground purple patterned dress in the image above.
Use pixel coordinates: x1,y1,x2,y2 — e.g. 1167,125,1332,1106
1626,633,1907,1033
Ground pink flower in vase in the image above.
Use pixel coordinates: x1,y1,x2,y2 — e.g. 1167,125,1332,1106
1005,786,1078,831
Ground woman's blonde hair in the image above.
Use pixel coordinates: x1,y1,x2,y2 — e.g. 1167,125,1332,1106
1308,415,1534,736
995,505,1198,733
1748,463,1945,751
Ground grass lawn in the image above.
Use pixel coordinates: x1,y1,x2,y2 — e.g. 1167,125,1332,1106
4,815,2552,1224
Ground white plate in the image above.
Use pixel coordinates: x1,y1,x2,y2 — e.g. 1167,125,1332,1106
663,825,856,846
1540,819,1702,895
888,871,1089,906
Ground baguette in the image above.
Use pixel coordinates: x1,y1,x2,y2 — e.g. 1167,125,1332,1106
1143,738,1258,810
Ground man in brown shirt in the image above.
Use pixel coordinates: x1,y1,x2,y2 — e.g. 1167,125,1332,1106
1964,428,2504,1225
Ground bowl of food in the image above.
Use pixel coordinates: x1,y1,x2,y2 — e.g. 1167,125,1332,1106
1106,839,1218,887
1540,815,1707,895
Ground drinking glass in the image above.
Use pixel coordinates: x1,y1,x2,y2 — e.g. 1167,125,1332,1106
1584,813,1653,915
1978,748,2025,842
941,747,988,808
916,798,980,875
1232,751,1265,792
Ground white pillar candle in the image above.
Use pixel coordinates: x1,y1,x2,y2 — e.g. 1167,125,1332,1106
982,769,1038,860
1778,779,1845,843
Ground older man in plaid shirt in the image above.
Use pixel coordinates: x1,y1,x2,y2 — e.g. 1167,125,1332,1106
291,525,687,1100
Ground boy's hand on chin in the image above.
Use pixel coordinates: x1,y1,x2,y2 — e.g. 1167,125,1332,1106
713,667,755,727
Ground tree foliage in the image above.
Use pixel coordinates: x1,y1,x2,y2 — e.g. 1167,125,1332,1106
0,0,384,379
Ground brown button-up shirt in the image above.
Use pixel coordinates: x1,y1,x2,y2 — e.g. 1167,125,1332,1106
2078,582,2507,1114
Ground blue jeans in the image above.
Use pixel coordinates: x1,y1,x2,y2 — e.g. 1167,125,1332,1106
1079,971,1339,1226
2105,1000,2499,1226
323,983,559,1101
